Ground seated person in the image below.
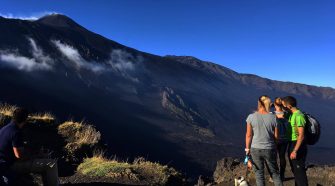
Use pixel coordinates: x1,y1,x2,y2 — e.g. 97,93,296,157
0,107,59,186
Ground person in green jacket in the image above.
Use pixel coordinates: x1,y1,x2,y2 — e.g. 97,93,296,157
282,96,308,186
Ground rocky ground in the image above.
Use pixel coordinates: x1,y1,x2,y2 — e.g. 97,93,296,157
196,157,335,186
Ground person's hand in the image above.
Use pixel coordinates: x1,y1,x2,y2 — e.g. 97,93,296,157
247,160,253,170
290,151,297,160
245,148,250,156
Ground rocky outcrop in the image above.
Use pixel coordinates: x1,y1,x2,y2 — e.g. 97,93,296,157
306,165,335,186
161,87,214,138
213,157,248,184
162,87,204,125
195,175,214,186
210,157,335,186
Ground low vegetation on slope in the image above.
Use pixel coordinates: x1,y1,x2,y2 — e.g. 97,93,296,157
0,103,17,117
0,104,55,125
58,120,101,161
29,112,55,124
0,103,184,185
76,154,184,185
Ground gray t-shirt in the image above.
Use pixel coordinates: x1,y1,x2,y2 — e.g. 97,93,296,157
246,112,278,149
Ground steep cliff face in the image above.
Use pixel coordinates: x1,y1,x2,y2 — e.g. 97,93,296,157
1,14,335,176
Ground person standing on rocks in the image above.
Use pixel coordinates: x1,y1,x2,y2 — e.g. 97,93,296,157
0,107,59,186
245,95,283,186
282,96,309,186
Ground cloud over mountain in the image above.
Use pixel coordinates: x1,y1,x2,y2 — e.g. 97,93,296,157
52,40,142,79
108,49,137,72
52,40,105,73
0,36,142,76
0,38,53,71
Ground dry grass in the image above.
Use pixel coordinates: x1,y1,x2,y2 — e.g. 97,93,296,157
58,120,101,153
0,103,55,124
0,103,17,117
29,112,55,122
77,154,133,177
77,153,182,185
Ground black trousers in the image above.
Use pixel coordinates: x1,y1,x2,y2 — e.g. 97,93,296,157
277,141,288,180
288,141,308,186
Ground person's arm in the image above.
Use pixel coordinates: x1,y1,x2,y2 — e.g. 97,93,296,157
12,131,28,160
290,127,304,160
274,117,279,144
290,114,306,159
245,123,253,155
274,127,279,142
13,147,25,159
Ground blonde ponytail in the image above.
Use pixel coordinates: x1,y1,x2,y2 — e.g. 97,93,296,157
258,95,271,112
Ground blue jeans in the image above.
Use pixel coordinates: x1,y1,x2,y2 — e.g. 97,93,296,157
251,148,283,186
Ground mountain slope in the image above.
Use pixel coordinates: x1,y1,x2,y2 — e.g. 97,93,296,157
1,14,335,176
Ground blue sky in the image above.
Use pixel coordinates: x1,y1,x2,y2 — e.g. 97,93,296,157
1,0,334,88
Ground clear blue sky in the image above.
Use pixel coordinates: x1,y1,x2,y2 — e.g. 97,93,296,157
1,0,334,88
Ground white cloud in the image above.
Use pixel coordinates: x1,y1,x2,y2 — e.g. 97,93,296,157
0,11,60,20
0,37,143,76
52,40,105,73
52,40,143,82
108,49,136,72
28,38,53,66
52,40,82,63
0,53,50,71
0,38,53,71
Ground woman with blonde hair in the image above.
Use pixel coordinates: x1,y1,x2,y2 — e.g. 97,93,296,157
245,95,283,186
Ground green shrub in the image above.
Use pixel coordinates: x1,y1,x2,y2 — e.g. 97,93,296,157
77,154,183,185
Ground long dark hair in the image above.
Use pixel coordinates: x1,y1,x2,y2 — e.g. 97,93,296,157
274,97,284,110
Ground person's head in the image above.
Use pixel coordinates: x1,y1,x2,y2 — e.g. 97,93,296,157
258,95,271,112
274,97,284,111
281,96,297,110
12,107,29,128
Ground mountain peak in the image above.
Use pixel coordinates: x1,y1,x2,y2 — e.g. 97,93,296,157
165,55,201,62
36,14,81,28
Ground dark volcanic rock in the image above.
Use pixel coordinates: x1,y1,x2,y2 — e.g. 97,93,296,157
195,175,214,186
213,157,246,184
211,158,335,186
